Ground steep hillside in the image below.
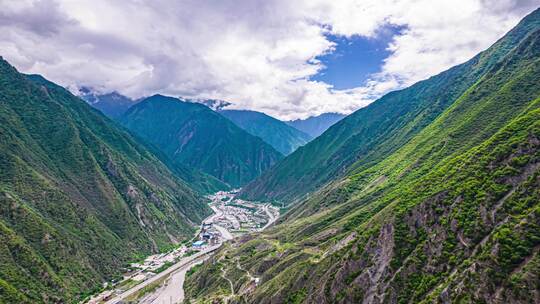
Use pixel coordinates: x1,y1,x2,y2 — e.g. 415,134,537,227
145,145,230,194
219,109,312,155
185,8,540,304
79,89,138,119
120,95,283,187
78,90,228,193
286,113,345,138
240,9,540,205
0,58,211,303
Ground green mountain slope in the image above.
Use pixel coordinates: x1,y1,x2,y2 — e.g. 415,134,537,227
78,90,228,193
140,142,230,194
219,109,312,155
0,59,211,303
286,112,345,138
239,9,540,205
185,8,540,304
120,95,283,187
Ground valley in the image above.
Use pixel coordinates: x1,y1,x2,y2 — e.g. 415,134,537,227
1,4,539,304
86,191,279,304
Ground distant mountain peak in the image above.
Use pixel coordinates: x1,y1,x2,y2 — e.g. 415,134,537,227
78,88,137,118
77,86,103,104
286,112,346,138
197,99,232,111
145,94,180,102
219,109,312,155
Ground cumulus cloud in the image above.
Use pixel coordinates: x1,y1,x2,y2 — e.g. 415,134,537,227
0,0,537,119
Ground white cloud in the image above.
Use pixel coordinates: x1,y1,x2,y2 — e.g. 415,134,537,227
0,0,537,119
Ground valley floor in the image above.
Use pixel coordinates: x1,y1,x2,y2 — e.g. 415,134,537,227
86,190,279,304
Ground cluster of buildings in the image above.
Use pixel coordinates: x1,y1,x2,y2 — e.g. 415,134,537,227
192,222,221,249
206,191,279,234
214,204,268,231
87,189,279,304
130,246,186,273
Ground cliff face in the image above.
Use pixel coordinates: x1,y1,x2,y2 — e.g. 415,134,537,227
185,9,540,304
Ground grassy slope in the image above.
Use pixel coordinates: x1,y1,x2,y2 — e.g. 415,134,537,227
120,95,283,187
219,109,312,155
185,9,540,304
0,60,211,303
239,9,540,205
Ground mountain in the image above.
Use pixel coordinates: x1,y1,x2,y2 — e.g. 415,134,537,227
239,7,540,205
199,99,232,111
219,109,312,155
144,145,230,194
79,88,138,119
286,112,345,138
120,95,283,187
0,58,211,303
185,8,540,304
79,90,228,193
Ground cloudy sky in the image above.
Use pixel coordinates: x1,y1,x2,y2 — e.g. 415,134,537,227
0,0,538,119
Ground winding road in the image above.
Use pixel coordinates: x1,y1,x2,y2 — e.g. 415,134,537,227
261,205,278,230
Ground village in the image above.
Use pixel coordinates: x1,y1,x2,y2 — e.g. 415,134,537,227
204,190,279,235
86,190,279,304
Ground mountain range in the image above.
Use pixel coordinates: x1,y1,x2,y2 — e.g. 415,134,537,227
185,7,540,304
119,95,284,187
81,92,342,159
219,109,312,155
81,93,322,158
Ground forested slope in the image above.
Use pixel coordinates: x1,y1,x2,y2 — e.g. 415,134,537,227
0,59,210,303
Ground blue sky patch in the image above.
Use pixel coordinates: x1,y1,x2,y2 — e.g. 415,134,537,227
311,25,404,90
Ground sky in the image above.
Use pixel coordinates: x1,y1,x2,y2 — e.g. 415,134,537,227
311,26,400,90
0,0,538,120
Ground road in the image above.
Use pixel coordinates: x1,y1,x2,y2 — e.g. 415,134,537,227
139,258,206,304
205,205,222,223
214,224,233,240
106,245,221,304
261,205,278,230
